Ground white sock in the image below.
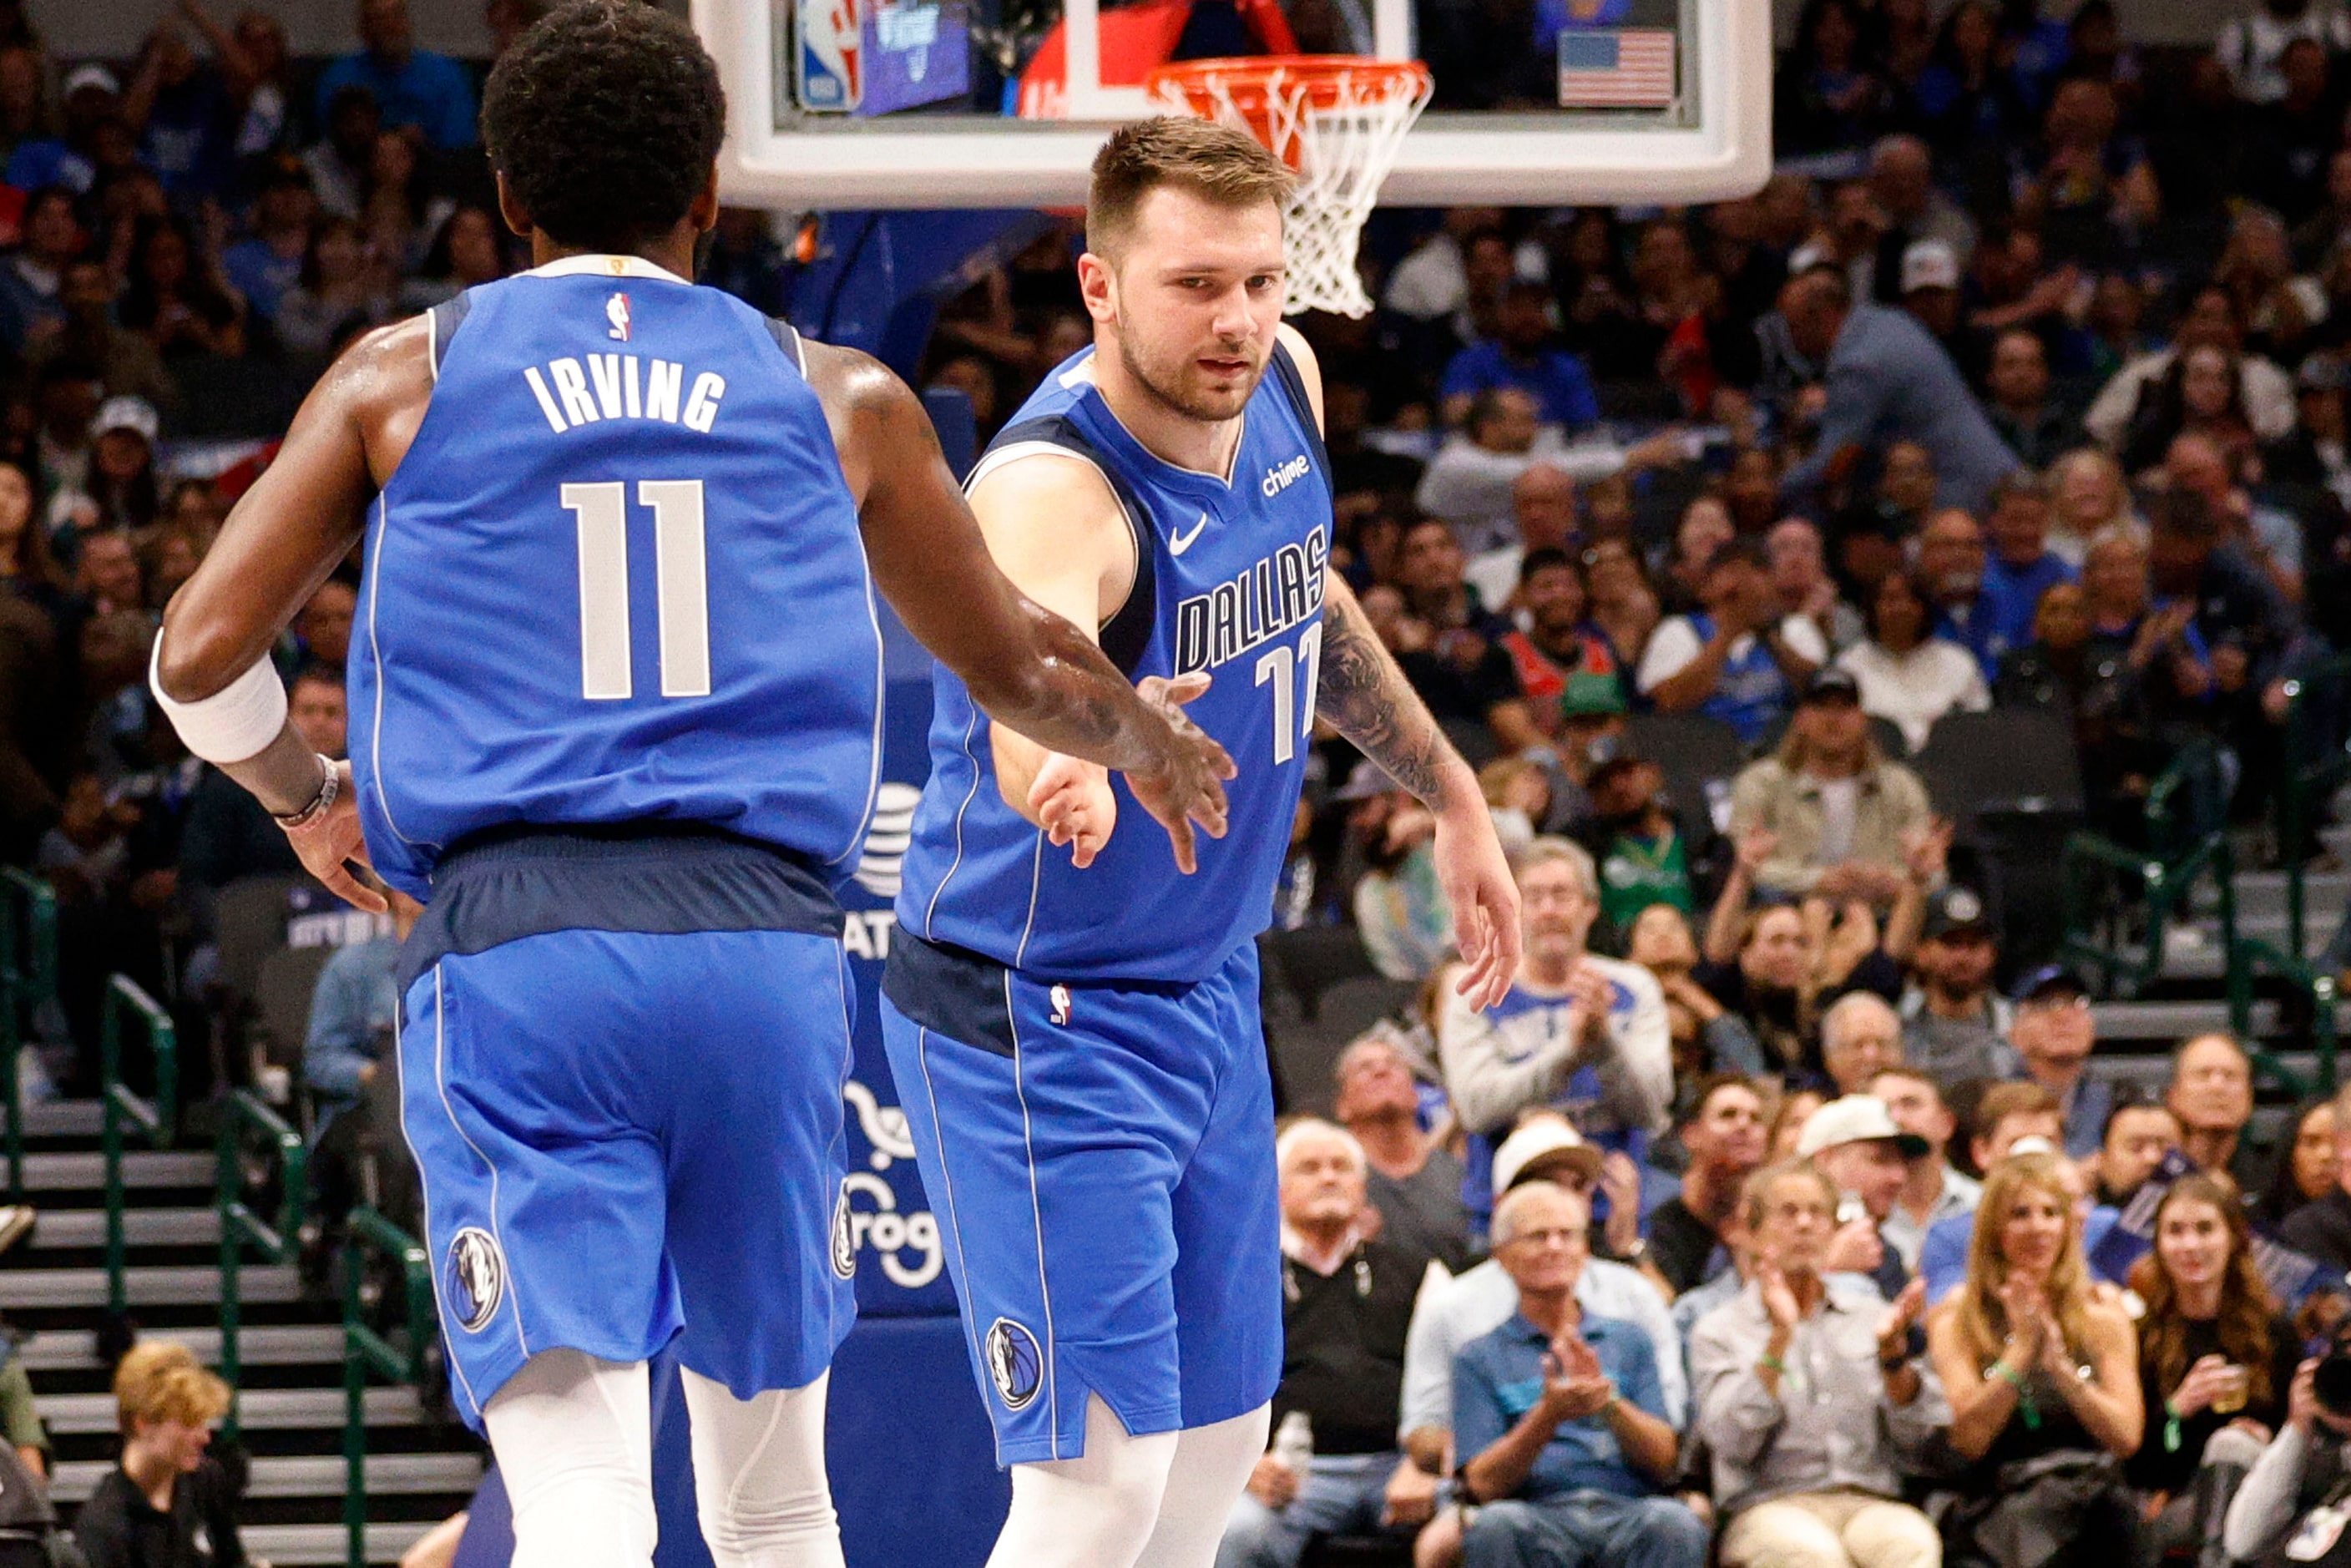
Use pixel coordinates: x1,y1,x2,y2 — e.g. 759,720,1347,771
483,1349,657,1568
1135,1403,1273,1568
680,1368,846,1568
987,1393,1179,1568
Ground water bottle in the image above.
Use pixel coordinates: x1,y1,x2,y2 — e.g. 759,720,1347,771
1272,1410,1313,1475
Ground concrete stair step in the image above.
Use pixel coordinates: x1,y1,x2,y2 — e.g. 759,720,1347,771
0,1263,299,1309
23,1206,221,1250
17,1324,344,1373
18,1151,212,1191
52,1451,481,1504
240,1521,438,1566
42,1384,424,1434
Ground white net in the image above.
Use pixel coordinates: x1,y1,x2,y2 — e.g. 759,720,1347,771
1150,58,1433,318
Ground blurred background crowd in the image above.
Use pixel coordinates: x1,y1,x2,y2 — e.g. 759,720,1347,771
7,0,2351,1561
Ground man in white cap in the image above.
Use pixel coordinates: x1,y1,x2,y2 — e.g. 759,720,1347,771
1896,239,1969,364
1394,1115,1686,1565
6,63,117,194
1797,1096,1929,1301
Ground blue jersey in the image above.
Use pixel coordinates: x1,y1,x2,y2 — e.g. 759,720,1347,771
897,345,1332,984
350,256,883,900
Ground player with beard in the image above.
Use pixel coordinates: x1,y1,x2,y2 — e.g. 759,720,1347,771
884,118,1519,1568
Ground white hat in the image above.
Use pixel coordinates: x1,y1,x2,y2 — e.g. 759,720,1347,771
1901,239,1960,295
1787,241,1834,277
1491,1119,1605,1195
1797,1095,1931,1160
61,64,119,100
91,397,157,445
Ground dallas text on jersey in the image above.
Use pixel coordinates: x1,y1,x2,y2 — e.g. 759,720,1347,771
1172,523,1328,679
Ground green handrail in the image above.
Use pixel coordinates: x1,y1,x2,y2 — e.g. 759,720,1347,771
2270,652,2351,964
2060,740,2233,999
0,869,57,1203
2220,655,2351,1095
99,974,178,1317
342,1206,433,1568
216,1089,307,1439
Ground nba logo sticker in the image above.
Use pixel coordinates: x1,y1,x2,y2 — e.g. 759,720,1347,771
830,1181,857,1280
1049,984,1072,1026
796,0,865,112
983,1318,1042,1411
445,1228,505,1334
606,293,631,341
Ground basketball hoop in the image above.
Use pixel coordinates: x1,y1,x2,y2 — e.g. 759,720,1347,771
1148,55,1433,319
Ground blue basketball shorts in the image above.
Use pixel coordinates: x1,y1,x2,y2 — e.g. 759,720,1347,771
877,932,1282,1465
392,830,860,1430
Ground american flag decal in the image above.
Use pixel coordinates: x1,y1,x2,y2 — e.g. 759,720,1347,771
1558,28,1676,109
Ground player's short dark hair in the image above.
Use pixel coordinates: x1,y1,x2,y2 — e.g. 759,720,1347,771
1087,116,1293,262
482,0,726,254
1518,545,1577,584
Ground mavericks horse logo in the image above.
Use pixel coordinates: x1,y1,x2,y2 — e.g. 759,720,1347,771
830,1181,858,1280
983,1318,1042,1412
446,1227,505,1334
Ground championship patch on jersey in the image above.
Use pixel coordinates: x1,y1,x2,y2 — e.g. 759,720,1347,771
983,1318,1043,1411
445,1227,506,1334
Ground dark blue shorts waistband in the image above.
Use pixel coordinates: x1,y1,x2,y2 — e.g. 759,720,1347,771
398,824,843,993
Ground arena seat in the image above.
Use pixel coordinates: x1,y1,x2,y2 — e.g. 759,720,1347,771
1622,711,1747,837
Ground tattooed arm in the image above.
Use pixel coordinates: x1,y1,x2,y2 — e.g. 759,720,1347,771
1318,572,1522,1009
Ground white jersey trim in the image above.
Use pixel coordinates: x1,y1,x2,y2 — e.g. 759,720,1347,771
522,254,694,286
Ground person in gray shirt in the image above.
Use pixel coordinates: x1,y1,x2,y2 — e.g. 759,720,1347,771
1777,266,2020,517
1691,1157,1949,1568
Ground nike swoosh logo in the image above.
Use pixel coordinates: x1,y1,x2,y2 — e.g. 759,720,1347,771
1170,513,1210,556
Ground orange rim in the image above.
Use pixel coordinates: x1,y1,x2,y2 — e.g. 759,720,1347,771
1146,54,1433,123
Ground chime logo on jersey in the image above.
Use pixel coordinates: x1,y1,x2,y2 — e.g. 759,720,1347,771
445,1227,505,1334
1173,524,1327,676
1049,984,1072,1026
830,1181,858,1280
606,293,631,341
984,1318,1043,1411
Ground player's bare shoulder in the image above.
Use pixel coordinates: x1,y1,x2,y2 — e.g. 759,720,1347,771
317,314,437,488
1273,322,1325,432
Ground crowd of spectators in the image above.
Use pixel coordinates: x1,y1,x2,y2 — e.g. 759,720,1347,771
13,0,2351,1561
1180,3,2351,1559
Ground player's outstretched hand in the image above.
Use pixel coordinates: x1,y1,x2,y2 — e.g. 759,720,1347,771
281,760,389,914
1124,673,1235,876
1435,798,1520,1011
1028,754,1116,868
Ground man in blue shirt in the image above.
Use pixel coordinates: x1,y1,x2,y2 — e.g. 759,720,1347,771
315,0,478,150
1454,1181,1707,1568
1981,471,2076,655
1777,267,2019,515
1439,281,1601,432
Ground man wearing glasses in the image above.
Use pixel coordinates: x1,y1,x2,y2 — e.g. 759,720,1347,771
2005,964,2109,1160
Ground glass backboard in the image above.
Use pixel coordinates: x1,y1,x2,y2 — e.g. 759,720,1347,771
690,0,1769,209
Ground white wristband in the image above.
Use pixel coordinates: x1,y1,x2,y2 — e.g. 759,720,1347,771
149,632,289,765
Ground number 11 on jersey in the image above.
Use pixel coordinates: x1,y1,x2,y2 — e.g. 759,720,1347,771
1252,623,1322,766
564,479,711,701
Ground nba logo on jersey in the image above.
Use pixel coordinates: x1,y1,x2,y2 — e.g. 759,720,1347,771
1049,984,1072,1026
796,0,865,111
605,293,631,341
